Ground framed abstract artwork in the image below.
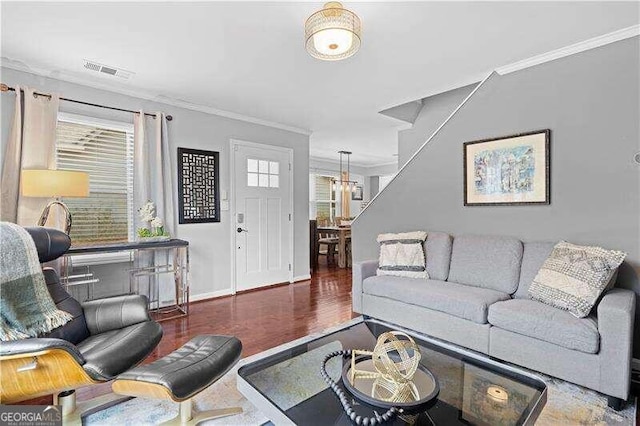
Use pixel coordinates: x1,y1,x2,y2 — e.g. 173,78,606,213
463,130,550,206
177,147,220,223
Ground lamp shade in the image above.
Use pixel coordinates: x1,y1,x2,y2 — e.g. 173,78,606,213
305,2,361,61
21,169,89,198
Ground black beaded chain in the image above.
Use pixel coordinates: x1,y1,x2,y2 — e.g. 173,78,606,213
321,349,402,425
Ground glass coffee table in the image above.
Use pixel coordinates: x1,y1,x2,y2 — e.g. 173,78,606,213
237,318,547,425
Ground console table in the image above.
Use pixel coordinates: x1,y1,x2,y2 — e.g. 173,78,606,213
63,239,190,321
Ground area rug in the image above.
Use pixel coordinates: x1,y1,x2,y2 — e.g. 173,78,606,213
86,319,637,425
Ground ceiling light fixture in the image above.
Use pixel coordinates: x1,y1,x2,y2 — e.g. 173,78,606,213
305,2,362,61
332,150,358,219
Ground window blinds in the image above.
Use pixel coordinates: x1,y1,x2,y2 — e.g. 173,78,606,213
56,119,134,245
314,175,334,220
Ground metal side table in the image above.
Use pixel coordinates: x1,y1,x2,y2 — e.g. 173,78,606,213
64,239,190,321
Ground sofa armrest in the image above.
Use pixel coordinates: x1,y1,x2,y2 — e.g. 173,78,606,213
82,294,152,335
352,260,378,313
597,288,636,400
0,337,85,365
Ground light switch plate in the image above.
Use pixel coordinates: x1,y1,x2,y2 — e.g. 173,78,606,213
221,200,230,211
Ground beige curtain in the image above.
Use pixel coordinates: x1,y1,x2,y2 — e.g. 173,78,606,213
133,111,149,233
1,86,60,226
133,112,175,236
153,113,176,237
133,112,177,307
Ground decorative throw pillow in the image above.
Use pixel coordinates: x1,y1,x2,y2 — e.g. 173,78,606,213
376,231,428,279
528,241,626,318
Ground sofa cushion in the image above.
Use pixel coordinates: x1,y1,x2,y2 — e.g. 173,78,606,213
377,231,428,278
363,275,510,324
528,241,626,318
488,299,599,354
514,242,556,299
448,235,523,294
425,232,453,281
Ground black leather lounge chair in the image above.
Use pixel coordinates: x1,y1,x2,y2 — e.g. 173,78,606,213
0,227,163,422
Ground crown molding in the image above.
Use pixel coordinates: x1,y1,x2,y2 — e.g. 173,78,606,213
496,25,640,75
309,155,397,170
0,61,312,136
378,25,640,114
365,161,399,170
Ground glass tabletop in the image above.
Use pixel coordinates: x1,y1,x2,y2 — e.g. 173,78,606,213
238,319,547,426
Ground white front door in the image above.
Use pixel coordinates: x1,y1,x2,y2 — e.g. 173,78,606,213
233,142,292,291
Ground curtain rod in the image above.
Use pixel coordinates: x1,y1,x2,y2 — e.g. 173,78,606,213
0,83,173,121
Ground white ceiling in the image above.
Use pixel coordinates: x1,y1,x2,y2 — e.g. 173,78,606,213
1,1,638,166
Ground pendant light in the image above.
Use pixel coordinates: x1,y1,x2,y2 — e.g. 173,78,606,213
305,2,362,61
332,151,358,192
332,151,358,218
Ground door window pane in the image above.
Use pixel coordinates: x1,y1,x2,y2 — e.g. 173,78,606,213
247,158,281,189
270,161,279,175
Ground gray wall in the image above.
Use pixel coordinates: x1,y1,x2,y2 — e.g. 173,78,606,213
369,176,380,199
1,67,311,298
353,38,640,354
398,83,477,166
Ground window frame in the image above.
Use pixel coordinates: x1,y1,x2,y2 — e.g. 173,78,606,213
311,173,337,222
56,112,135,257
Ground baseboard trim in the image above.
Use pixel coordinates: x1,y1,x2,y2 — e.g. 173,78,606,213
190,289,233,302
189,274,310,302
293,274,312,282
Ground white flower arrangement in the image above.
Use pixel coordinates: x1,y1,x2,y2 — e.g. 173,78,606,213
137,201,169,239
138,201,155,223
150,217,163,228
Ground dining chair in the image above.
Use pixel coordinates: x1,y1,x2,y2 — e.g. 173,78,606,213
316,227,338,266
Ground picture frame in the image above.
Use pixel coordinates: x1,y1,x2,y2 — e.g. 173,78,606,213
177,147,221,224
463,129,550,206
351,185,363,201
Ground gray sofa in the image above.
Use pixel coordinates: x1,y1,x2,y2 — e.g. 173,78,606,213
352,233,636,409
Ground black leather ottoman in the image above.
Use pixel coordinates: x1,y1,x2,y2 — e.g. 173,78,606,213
112,335,243,426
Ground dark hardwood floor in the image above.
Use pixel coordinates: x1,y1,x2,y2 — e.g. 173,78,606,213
24,261,355,405
18,262,640,425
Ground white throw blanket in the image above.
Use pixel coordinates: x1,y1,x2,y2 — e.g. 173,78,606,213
0,222,72,340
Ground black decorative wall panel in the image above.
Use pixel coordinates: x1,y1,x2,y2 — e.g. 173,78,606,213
177,148,220,223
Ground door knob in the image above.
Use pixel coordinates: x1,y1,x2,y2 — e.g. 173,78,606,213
237,227,248,233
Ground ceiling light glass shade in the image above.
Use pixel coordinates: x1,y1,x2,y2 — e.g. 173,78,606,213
305,2,362,61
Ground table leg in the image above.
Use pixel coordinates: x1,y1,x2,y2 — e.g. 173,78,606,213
338,232,346,268
173,248,180,308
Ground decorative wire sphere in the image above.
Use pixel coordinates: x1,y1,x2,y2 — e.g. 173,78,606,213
372,376,421,403
305,2,362,61
371,331,422,384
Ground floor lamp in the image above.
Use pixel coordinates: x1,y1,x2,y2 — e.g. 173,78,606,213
21,169,89,235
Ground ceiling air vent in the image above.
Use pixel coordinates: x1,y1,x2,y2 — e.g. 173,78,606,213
83,60,134,80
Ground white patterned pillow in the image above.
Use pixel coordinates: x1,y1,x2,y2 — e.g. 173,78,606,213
528,241,626,318
376,231,428,279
